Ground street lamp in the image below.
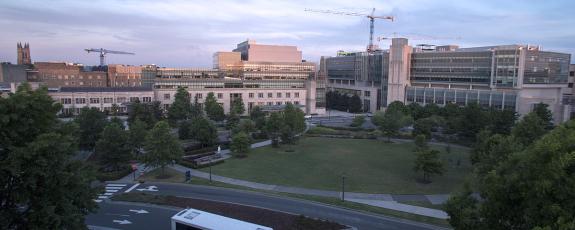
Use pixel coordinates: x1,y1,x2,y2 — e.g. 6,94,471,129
341,175,346,201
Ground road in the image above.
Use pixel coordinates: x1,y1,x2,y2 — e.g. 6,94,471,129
86,182,449,230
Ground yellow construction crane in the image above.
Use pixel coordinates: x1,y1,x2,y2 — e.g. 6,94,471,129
305,8,394,53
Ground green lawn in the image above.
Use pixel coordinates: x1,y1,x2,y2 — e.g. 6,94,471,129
139,167,186,183
203,137,471,194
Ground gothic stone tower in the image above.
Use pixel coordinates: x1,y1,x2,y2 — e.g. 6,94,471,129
17,42,31,65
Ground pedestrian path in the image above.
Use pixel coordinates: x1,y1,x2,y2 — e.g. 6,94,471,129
94,183,128,203
168,164,450,219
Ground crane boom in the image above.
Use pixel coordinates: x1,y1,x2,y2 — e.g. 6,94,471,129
305,8,393,53
84,48,135,66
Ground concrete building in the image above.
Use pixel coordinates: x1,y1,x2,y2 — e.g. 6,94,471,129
107,64,143,87
49,87,154,115
324,38,572,123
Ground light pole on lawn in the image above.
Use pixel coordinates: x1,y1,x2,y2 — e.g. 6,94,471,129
341,174,346,202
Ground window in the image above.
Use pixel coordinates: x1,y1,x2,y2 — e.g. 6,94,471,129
197,94,203,99
258,93,264,98
164,94,170,99
570,71,574,77
143,97,152,102
104,98,113,103
285,101,291,104
60,98,72,104
364,91,371,97
286,92,291,98
295,92,300,98
130,97,139,102
277,92,282,98
75,98,86,104
117,97,126,103
268,93,273,98
249,93,254,98
276,101,282,105
90,98,99,104
217,93,223,99
267,102,273,105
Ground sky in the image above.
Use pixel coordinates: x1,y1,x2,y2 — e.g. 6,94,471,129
0,0,574,67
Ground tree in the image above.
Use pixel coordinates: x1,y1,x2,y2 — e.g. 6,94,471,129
226,111,240,130
280,125,295,145
266,112,284,147
457,103,487,141
190,95,203,118
128,119,148,156
407,102,424,120
283,103,306,133
109,116,125,130
386,101,409,115
414,134,428,151
234,119,256,134
75,107,108,149
0,84,97,229
95,123,131,171
373,110,412,142
250,106,266,130
413,117,436,139
348,94,362,113
350,115,365,127
178,120,192,140
230,132,250,157
511,112,547,146
167,87,191,125
143,121,183,175
446,120,575,230
128,100,159,128
3,133,98,229
532,102,554,129
486,108,517,135
413,149,444,183
111,103,120,116
190,117,218,147
471,131,520,177
231,97,245,115
205,92,225,121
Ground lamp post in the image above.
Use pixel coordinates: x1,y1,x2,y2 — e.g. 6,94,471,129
341,175,346,201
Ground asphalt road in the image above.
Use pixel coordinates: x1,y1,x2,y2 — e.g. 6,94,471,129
86,201,180,230
86,182,449,230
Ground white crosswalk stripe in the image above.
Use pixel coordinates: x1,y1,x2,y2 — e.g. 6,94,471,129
95,183,128,203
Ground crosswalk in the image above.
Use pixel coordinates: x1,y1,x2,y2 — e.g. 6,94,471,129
94,183,128,203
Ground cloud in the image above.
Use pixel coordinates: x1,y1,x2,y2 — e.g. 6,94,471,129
0,0,574,66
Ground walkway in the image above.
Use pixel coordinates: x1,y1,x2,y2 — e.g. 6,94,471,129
168,164,450,219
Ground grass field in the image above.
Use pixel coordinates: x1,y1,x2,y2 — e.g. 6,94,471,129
139,167,186,183
202,137,471,194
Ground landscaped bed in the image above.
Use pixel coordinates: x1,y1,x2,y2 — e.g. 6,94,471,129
202,137,471,194
113,192,347,230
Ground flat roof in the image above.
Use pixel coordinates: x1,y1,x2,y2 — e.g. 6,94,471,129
58,87,153,92
171,208,272,230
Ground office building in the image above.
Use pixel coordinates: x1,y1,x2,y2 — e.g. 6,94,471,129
324,38,572,123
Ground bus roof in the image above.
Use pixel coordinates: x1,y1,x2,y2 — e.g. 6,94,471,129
171,208,273,230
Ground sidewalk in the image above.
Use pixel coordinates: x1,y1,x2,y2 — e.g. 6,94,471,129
169,164,450,219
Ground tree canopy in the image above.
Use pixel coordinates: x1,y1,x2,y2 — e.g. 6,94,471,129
143,121,183,175
204,92,225,121
75,107,108,149
167,87,191,125
95,123,132,171
230,132,251,157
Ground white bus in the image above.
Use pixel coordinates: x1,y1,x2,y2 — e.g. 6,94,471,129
171,208,273,230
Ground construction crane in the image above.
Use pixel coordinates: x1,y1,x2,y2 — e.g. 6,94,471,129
84,48,135,66
305,8,393,53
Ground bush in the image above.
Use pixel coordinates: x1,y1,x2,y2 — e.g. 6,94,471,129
307,127,340,135
96,166,132,182
350,116,365,127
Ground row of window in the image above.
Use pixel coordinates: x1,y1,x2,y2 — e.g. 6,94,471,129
163,92,301,100
60,96,152,104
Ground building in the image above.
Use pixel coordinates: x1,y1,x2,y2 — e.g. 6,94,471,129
232,39,302,62
48,87,154,115
47,40,324,116
27,62,108,88
324,38,572,123
17,42,31,65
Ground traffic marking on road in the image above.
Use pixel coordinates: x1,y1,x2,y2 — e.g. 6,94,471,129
136,185,158,192
106,189,119,193
94,199,102,203
98,196,108,199
124,183,141,193
129,209,149,214
105,187,124,190
107,184,127,187
113,220,132,225
104,193,113,196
